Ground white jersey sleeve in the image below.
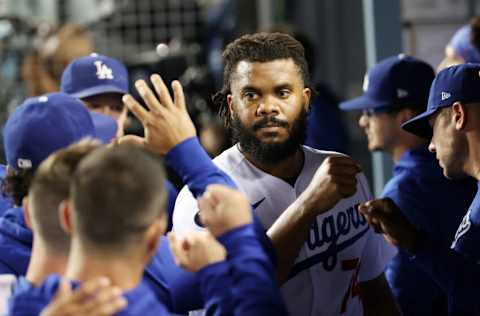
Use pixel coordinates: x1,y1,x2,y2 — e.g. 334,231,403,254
356,174,397,282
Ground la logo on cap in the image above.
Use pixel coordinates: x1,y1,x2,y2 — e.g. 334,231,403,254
94,61,114,80
441,91,451,101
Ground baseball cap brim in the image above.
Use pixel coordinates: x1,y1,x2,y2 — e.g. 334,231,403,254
70,85,128,99
89,112,118,144
339,95,391,111
401,107,438,139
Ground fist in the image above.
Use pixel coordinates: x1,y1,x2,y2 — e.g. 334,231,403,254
168,231,227,272
359,198,420,253
197,184,253,237
305,155,361,214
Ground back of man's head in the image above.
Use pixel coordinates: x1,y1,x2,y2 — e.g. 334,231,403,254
214,32,310,126
70,145,166,253
2,92,97,206
29,140,101,253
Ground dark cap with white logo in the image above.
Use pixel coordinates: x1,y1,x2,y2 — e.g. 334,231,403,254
60,53,129,99
340,54,435,112
402,63,480,139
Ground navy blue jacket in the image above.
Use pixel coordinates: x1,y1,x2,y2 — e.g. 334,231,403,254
0,164,14,216
2,137,279,314
382,145,477,316
9,223,285,316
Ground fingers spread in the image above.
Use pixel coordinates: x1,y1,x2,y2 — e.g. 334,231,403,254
135,80,164,114
171,80,187,111
151,74,175,109
123,94,150,125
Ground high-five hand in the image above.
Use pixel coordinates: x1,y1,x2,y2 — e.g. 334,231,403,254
119,74,196,155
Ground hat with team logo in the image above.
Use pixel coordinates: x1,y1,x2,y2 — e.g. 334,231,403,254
340,54,435,112
3,92,105,171
402,63,480,139
60,53,129,99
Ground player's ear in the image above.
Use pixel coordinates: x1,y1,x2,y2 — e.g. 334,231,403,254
302,87,312,113
452,102,467,131
22,196,33,230
59,199,73,235
227,94,234,120
144,219,165,263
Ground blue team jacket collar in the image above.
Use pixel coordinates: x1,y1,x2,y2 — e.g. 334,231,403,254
394,144,433,171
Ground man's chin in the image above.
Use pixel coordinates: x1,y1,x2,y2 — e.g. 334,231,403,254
443,168,469,180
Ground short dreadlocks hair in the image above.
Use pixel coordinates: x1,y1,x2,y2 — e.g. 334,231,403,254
213,32,311,127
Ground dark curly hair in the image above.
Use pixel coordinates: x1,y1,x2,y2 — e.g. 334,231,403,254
470,17,480,52
1,168,34,207
212,32,311,128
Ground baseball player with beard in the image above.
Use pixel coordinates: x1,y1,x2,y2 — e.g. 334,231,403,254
172,32,399,316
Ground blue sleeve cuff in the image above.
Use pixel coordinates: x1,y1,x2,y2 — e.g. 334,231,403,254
165,137,212,181
218,224,256,246
217,224,268,260
198,260,230,281
165,137,237,197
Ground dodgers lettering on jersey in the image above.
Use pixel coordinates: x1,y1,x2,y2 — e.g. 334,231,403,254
173,145,395,316
298,203,368,273
451,183,480,262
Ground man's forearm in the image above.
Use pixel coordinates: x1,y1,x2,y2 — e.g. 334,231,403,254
267,191,318,284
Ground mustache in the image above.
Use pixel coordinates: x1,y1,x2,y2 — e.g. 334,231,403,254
252,117,289,131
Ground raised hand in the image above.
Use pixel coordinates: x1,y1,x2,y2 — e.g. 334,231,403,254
197,184,253,237
359,198,420,253
119,74,196,155
168,231,227,272
40,277,127,316
303,155,362,214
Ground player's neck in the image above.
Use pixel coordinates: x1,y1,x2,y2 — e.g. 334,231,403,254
65,240,144,290
244,147,304,180
26,241,68,286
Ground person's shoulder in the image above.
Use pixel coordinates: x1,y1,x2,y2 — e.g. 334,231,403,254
8,275,60,316
0,207,33,247
212,145,244,169
118,281,171,316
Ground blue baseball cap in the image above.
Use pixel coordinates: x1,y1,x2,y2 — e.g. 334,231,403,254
448,24,480,63
402,63,480,139
340,54,435,111
3,92,97,170
60,53,129,99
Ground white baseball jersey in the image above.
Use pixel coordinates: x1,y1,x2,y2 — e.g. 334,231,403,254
173,145,396,316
